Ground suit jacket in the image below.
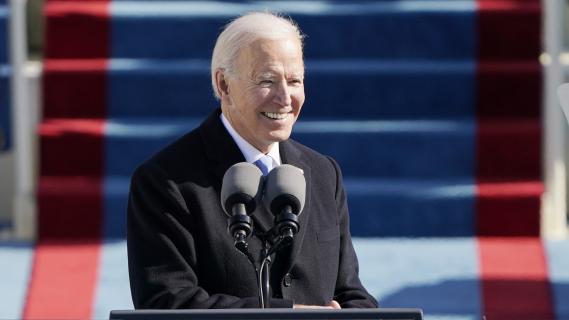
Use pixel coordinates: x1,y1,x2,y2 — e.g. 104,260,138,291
127,109,378,309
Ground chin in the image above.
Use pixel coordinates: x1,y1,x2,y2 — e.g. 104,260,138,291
268,131,292,143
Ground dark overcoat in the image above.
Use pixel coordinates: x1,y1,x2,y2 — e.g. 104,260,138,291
127,109,378,308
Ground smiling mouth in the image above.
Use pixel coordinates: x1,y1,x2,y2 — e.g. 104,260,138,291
262,112,290,120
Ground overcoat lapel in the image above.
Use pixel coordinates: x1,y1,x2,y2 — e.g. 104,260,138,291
279,140,311,275
198,109,274,234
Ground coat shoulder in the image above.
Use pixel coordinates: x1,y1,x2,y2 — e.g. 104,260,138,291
287,139,340,176
133,127,205,183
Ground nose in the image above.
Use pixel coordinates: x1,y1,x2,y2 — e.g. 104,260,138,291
273,81,292,107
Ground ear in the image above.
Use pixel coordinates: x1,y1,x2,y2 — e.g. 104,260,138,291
215,69,230,98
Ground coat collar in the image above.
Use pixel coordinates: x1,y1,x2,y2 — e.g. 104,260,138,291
199,109,246,183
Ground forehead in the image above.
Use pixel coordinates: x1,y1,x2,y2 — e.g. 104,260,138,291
236,37,304,75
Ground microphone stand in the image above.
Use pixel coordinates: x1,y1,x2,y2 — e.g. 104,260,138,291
236,232,271,309
259,241,271,308
232,213,299,309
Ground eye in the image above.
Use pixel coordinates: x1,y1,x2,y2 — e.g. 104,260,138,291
289,79,303,86
259,79,274,86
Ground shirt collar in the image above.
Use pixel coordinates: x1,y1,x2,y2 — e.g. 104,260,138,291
220,113,282,167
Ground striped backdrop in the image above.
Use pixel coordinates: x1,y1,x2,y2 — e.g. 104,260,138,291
2,0,566,319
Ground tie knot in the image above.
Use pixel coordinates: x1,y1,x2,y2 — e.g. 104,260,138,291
254,155,273,176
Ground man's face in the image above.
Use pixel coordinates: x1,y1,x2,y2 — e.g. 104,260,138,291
221,37,305,153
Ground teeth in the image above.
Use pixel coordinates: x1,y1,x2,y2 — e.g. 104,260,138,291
263,112,289,120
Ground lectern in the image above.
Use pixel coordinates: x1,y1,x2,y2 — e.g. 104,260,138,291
110,308,423,320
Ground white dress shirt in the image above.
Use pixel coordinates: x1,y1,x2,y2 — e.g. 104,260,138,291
220,113,282,170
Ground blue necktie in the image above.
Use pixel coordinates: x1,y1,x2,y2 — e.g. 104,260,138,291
254,155,273,176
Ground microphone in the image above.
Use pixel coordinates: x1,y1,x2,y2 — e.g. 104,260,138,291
263,164,306,245
220,162,263,251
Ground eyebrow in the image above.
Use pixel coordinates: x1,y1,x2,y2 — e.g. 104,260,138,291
255,71,304,80
256,72,277,79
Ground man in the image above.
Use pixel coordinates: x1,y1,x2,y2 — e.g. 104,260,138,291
127,12,378,309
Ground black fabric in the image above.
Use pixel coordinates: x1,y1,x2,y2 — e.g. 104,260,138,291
127,109,378,309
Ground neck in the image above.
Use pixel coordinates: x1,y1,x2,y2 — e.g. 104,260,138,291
220,108,275,155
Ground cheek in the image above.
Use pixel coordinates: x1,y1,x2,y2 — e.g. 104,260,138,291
293,90,305,111
256,87,272,98
248,88,272,106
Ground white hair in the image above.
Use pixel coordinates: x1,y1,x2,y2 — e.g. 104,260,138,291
211,12,304,100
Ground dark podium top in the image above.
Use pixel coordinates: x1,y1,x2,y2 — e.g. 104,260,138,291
110,308,423,320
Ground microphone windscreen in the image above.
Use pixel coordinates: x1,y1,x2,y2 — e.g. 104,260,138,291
220,162,263,216
263,164,306,216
